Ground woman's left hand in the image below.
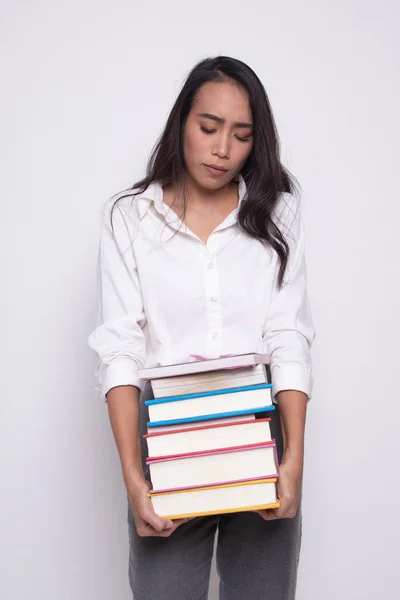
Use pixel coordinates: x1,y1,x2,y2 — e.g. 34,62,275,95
254,457,303,521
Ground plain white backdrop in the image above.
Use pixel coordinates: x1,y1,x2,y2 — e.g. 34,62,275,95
2,1,399,598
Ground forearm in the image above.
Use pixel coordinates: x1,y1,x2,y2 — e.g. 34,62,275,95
257,390,307,520
106,385,145,486
275,390,308,466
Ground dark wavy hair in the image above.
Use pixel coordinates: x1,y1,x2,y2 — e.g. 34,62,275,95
112,55,300,287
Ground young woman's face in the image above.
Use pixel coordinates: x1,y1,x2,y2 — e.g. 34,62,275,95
183,80,254,189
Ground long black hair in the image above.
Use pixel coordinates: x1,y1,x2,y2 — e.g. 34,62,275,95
112,55,299,287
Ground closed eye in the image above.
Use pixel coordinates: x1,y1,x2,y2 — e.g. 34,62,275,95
235,134,252,142
200,125,252,143
200,125,216,134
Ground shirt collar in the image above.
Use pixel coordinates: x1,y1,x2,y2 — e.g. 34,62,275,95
136,172,247,221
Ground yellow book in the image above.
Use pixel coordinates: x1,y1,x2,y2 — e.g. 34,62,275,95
148,478,280,520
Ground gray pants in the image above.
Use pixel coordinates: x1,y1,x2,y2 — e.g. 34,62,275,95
127,384,302,600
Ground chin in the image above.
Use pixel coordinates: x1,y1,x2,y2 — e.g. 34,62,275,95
195,168,229,189
201,178,225,189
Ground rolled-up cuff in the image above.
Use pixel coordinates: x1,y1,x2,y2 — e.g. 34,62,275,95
271,363,313,402
101,358,141,400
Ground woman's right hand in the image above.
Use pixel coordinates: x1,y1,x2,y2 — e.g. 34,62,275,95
127,477,190,537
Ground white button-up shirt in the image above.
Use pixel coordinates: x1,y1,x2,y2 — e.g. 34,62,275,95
88,174,315,400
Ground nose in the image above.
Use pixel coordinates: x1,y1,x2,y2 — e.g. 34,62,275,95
212,132,231,160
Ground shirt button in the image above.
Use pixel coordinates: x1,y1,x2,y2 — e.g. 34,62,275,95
212,332,219,340
210,296,218,303
207,262,214,270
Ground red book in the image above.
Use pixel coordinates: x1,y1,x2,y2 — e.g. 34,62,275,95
144,417,272,459
147,441,279,494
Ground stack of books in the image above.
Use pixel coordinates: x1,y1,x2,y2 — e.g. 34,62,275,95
137,353,280,520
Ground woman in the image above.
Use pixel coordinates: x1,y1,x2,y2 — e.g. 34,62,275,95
88,55,315,600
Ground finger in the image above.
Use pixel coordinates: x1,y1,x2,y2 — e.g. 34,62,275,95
253,509,278,521
143,513,174,532
274,498,293,519
173,517,191,526
263,510,279,521
137,522,175,538
157,522,186,537
141,516,194,537
275,504,297,519
157,517,194,535
159,517,196,537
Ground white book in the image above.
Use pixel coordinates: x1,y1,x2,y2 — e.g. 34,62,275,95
146,413,255,434
150,479,279,519
151,364,268,398
138,352,269,381
151,363,267,390
148,443,278,492
145,418,272,458
147,386,272,424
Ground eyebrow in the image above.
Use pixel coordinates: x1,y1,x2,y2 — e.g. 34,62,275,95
197,112,253,130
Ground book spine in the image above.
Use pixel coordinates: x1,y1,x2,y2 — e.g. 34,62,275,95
152,364,265,389
149,501,281,521
146,440,276,464
148,477,278,496
147,405,275,427
138,353,269,380
143,417,271,438
149,474,279,495
145,383,273,406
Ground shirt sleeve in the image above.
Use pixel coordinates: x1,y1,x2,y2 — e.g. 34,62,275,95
262,193,316,401
88,198,146,400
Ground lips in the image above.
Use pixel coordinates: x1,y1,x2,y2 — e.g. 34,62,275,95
204,164,228,172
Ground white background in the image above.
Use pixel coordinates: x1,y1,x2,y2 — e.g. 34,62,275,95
2,1,399,598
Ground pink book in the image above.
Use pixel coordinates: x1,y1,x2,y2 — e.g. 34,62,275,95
147,441,279,494
143,417,271,439
138,352,269,381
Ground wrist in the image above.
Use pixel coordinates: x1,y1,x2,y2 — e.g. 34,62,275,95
281,445,304,469
122,465,146,489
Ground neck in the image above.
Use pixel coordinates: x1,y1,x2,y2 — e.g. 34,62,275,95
172,173,239,213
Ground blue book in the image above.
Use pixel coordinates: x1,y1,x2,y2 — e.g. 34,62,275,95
145,383,273,406
147,406,275,428
146,383,274,428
